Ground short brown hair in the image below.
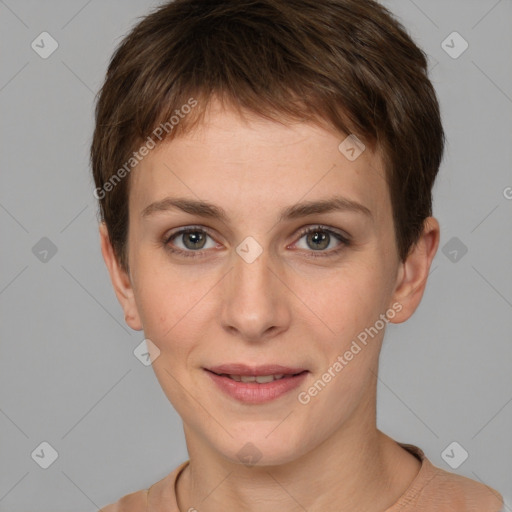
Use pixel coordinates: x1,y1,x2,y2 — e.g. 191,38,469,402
91,0,445,272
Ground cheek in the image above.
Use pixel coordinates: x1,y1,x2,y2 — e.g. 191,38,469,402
132,264,215,355
294,263,389,340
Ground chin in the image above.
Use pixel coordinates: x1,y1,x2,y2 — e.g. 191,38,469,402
211,428,311,468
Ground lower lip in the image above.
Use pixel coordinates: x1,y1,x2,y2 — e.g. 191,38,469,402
205,370,309,404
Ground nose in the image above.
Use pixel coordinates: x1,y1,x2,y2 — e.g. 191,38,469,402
220,245,291,343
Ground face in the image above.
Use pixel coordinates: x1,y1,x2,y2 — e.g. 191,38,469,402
101,100,438,467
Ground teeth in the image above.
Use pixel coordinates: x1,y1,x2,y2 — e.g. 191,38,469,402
227,374,286,383
255,375,275,383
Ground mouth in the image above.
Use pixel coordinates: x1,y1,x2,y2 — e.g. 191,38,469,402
205,363,308,376
206,370,307,383
203,364,309,404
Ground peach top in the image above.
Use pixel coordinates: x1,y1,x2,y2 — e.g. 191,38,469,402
100,443,504,511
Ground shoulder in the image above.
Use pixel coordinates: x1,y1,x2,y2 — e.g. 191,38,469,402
423,465,503,510
394,443,504,511
99,489,148,512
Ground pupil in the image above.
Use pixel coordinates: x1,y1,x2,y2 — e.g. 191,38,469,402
184,231,205,249
308,231,329,250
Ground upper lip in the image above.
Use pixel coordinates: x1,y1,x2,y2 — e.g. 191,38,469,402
205,364,308,376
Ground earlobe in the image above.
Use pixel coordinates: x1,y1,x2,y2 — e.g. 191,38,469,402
388,217,440,324
99,223,143,331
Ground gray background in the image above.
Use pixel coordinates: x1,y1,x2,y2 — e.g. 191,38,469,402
0,0,511,510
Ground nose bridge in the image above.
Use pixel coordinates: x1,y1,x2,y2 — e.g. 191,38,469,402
220,241,288,340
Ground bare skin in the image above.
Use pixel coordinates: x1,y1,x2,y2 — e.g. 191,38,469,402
100,99,439,511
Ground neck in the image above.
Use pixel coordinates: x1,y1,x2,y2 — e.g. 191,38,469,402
175,392,421,512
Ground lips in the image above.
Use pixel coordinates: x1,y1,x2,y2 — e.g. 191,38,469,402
204,364,309,404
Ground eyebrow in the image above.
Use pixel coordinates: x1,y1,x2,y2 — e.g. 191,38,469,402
141,196,373,223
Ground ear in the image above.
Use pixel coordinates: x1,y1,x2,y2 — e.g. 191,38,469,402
99,222,143,331
388,216,440,324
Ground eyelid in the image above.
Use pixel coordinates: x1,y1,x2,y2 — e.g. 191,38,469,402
291,225,351,245
164,224,217,242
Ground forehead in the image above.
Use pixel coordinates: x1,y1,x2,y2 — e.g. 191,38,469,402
129,102,391,226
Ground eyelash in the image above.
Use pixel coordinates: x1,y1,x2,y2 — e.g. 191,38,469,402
164,225,351,259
